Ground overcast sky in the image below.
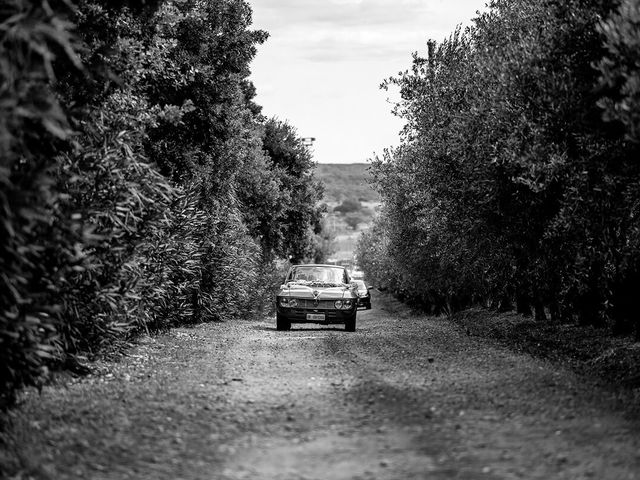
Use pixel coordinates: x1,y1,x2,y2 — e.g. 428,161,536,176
249,0,488,164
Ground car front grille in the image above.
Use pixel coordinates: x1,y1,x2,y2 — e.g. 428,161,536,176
295,299,336,309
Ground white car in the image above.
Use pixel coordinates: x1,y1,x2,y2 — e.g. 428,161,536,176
349,269,364,280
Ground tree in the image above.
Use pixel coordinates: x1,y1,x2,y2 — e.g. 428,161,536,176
361,0,640,334
334,197,362,215
254,118,325,262
0,0,329,406
597,0,640,144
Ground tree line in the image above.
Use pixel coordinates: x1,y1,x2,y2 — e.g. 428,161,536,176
358,0,640,336
1,0,325,408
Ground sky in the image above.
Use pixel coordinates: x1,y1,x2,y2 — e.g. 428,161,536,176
249,0,488,164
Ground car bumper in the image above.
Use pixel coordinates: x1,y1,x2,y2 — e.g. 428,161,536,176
276,306,356,324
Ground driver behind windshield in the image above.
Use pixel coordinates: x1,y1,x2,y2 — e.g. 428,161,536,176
291,268,345,284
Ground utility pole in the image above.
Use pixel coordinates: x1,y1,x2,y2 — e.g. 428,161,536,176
301,137,316,147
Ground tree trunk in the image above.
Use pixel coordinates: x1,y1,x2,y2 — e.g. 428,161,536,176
534,300,547,322
549,299,560,323
497,294,513,313
516,293,532,317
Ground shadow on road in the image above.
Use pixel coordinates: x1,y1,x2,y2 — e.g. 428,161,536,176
253,324,348,332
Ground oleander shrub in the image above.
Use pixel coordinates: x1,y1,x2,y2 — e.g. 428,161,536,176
1,0,325,408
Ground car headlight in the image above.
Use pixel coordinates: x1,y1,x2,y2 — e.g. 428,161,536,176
279,298,297,308
334,299,353,309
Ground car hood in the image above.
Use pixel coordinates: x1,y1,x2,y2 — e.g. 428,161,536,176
279,282,357,299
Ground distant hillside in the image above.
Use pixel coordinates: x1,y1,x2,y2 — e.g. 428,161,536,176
314,163,380,204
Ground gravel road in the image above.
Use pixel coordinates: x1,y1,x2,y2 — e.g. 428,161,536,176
6,291,640,479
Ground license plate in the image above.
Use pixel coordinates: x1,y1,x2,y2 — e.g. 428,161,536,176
306,313,325,321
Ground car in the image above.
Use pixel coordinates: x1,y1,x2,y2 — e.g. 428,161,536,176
350,269,365,280
276,264,358,331
354,280,372,309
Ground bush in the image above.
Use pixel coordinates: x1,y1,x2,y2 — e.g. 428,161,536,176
334,197,362,215
360,0,640,335
0,0,327,408
344,212,364,230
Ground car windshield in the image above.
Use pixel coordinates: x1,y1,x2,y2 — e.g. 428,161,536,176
288,266,348,285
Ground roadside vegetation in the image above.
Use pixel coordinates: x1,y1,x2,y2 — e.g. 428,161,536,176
357,0,640,394
0,0,325,410
314,163,380,205
333,197,375,231
314,164,381,265
358,0,640,339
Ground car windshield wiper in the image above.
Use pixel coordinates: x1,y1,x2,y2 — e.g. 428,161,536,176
288,280,347,288
308,281,347,287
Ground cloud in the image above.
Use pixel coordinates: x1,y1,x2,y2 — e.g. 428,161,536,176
248,0,488,163
296,30,429,62
252,0,484,63
252,0,485,30
253,0,434,30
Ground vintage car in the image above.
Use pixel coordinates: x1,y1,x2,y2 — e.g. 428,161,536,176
276,264,358,331
354,279,372,310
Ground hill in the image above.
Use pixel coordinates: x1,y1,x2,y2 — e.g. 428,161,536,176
314,163,380,205
314,163,380,266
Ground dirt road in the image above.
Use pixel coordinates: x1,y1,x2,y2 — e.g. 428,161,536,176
5,291,640,479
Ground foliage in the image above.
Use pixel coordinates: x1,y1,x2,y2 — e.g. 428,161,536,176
251,118,325,263
331,194,375,232
343,212,365,230
0,0,325,408
359,0,640,333
597,0,640,143
314,163,380,204
0,0,80,408
334,197,362,215
309,217,336,263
